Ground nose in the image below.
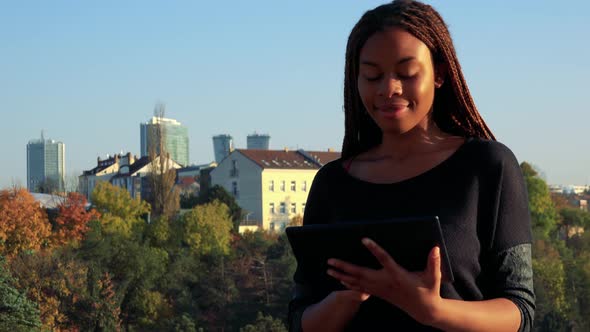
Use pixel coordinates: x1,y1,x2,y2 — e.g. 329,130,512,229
377,74,402,98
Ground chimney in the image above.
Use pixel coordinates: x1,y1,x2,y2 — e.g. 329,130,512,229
127,152,134,164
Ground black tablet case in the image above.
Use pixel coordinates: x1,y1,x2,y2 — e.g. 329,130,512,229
286,216,454,293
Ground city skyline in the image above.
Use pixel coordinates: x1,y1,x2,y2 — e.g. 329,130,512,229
2,0,590,188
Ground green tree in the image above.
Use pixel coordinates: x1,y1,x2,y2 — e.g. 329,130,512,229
559,207,590,238
90,181,150,237
180,200,233,256
532,240,570,329
92,272,122,332
198,185,242,232
0,256,41,331
239,312,287,332
520,162,559,239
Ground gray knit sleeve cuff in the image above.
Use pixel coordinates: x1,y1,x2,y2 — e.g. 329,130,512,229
489,243,535,332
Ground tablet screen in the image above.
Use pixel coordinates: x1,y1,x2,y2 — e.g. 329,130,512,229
286,216,453,292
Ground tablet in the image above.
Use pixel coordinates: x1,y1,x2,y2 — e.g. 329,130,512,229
286,216,454,292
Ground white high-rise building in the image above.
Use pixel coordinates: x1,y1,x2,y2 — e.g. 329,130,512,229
27,134,65,192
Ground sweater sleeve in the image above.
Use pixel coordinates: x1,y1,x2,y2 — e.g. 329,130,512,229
480,143,535,332
287,164,334,332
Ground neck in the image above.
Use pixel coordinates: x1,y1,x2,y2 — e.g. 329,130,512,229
376,118,449,161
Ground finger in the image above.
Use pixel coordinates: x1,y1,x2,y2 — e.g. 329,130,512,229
362,238,402,273
340,281,360,291
328,258,372,278
426,246,442,290
327,268,360,285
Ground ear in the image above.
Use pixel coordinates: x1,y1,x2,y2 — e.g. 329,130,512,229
434,62,447,88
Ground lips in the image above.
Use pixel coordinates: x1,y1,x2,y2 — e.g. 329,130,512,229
374,104,409,118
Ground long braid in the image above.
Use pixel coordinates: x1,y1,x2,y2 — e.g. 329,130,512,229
342,0,495,160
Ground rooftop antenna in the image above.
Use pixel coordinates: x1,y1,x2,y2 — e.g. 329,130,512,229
41,129,45,141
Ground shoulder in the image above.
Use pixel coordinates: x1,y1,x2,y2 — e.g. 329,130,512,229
464,138,520,169
314,158,345,179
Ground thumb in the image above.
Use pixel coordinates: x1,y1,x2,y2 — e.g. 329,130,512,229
426,246,442,289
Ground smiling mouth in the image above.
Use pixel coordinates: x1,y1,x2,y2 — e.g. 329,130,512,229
375,105,409,118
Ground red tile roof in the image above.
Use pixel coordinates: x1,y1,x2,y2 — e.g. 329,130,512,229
236,149,340,169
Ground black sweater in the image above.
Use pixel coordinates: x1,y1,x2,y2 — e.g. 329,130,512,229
288,137,535,331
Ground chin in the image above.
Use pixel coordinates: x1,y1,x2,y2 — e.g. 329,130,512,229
379,124,414,136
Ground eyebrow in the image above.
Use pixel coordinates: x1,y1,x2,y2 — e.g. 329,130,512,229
360,56,416,66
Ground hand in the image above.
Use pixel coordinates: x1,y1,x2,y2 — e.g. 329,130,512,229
326,238,443,326
333,289,371,304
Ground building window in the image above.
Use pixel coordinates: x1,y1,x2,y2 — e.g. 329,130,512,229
291,181,296,191
280,180,286,192
290,203,296,214
232,181,239,198
270,222,275,231
280,202,286,214
230,160,239,177
302,203,306,212
269,180,274,191
302,181,307,192
269,202,275,214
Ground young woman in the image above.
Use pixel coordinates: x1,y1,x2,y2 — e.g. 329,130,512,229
288,1,535,331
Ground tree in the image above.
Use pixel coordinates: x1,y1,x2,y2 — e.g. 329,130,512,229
0,255,42,331
35,177,62,194
147,103,180,219
92,272,122,332
559,207,590,235
0,188,52,257
520,162,559,239
53,192,101,246
532,240,570,329
180,200,233,256
288,214,303,227
198,185,242,232
227,231,278,328
91,181,150,237
239,312,287,332
8,250,90,331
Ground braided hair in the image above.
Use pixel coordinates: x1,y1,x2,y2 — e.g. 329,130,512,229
342,0,495,159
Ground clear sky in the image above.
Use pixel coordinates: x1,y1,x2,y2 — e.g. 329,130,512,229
1,0,589,188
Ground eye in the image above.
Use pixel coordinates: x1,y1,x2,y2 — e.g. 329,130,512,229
398,71,418,79
364,74,382,82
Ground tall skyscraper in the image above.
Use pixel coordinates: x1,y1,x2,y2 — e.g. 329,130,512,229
140,116,189,166
27,134,65,192
212,134,234,163
247,133,270,150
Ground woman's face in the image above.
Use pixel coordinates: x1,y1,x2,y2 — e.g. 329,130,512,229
357,27,440,136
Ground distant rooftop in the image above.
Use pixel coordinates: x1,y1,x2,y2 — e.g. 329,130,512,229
31,193,66,209
237,149,340,170
145,116,182,125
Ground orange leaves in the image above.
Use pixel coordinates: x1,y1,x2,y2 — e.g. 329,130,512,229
0,188,52,257
53,192,100,246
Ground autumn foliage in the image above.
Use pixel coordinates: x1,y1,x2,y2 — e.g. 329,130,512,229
0,188,52,257
53,192,100,246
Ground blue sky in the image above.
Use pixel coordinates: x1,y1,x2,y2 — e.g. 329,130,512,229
1,0,589,188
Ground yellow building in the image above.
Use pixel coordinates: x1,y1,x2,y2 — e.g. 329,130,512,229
210,149,340,232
